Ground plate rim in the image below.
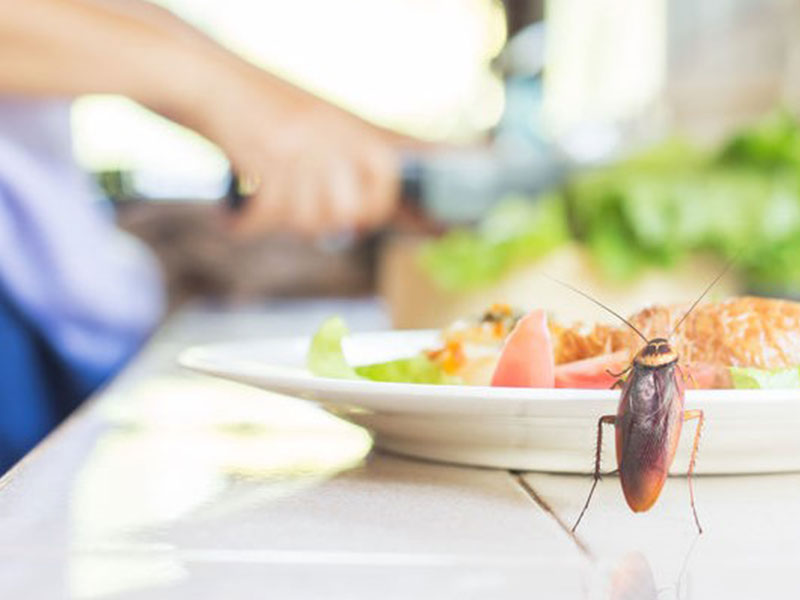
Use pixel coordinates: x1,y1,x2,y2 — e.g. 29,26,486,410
178,330,800,407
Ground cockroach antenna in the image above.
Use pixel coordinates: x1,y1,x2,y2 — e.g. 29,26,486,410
544,274,648,343
670,254,739,338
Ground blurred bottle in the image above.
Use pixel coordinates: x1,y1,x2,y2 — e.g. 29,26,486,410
543,0,800,155
402,22,565,225
667,0,800,145
543,0,668,162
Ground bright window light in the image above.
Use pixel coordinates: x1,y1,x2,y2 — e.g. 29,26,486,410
71,0,506,178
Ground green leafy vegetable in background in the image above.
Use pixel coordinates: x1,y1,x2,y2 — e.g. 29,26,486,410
307,317,458,384
719,110,800,169
729,366,800,389
565,150,800,285
419,194,568,291
421,111,800,294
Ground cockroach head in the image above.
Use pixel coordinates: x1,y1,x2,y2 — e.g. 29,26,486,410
634,338,678,368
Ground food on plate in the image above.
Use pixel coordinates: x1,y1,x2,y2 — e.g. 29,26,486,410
557,296,800,369
490,310,554,388
307,317,457,385
308,297,800,390
629,297,800,370
426,303,520,385
552,350,631,390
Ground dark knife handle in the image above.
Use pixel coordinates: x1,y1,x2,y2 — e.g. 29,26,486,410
225,172,253,212
225,155,424,213
399,154,423,211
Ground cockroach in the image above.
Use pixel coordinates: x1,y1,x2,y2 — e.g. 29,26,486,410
550,261,735,535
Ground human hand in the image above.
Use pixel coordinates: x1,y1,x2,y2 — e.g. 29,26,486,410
197,70,401,238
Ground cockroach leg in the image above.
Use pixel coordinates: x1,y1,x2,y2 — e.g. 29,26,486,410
572,415,616,533
676,364,698,390
606,365,632,379
610,379,625,390
683,409,705,534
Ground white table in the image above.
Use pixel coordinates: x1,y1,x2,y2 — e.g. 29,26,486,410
0,299,797,599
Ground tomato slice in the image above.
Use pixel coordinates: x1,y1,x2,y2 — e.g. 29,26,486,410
491,309,555,388
554,350,631,389
553,352,730,389
683,362,730,389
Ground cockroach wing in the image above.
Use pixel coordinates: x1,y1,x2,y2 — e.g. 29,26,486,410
615,364,685,513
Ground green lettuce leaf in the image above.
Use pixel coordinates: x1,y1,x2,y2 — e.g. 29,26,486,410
729,366,800,389
307,316,359,379
307,317,458,384
355,356,458,384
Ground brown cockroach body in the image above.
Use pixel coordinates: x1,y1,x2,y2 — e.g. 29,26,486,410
571,338,704,534
551,262,736,535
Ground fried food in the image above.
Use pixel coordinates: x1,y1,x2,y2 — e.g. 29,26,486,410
552,296,800,370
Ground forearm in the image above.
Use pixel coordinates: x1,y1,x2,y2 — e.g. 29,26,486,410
0,0,247,131
0,0,415,152
1,0,371,144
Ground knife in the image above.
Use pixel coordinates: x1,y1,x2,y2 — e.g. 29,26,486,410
225,148,565,225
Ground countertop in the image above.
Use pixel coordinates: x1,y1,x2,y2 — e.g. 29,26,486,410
0,298,797,599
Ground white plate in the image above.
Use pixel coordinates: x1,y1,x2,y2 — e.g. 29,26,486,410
179,330,800,474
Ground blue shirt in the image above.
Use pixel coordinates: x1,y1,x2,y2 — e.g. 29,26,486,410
0,97,164,387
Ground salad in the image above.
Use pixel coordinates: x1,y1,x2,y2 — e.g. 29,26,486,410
308,298,800,390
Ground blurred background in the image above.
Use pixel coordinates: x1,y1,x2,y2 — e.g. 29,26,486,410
92,0,800,325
